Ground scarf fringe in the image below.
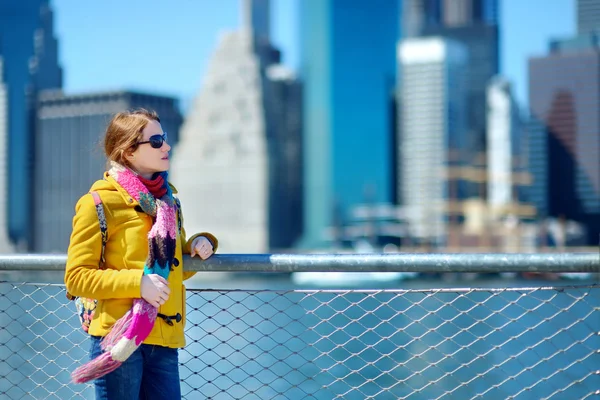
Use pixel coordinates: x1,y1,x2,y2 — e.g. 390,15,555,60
101,309,133,351
71,352,122,384
72,299,158,384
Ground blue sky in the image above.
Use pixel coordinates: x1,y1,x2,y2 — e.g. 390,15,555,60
52,0,574,112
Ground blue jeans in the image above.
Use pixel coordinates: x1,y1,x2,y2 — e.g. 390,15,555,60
90,335,181,400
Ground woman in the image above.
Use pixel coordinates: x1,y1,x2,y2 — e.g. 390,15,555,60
64,109,216,399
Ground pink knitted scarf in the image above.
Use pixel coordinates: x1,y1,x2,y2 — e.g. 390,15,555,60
71,161,177,383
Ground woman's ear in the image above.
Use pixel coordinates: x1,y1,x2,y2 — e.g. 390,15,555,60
125,151,136,162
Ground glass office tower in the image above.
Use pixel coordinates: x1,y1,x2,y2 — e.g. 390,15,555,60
299,0,399,247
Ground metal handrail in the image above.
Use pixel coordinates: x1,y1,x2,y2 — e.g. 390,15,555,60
0,252,598,273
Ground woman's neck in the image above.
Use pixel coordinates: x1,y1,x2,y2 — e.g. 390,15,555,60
127,166,153,180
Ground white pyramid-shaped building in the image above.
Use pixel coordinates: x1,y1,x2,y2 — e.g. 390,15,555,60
171,3,276,253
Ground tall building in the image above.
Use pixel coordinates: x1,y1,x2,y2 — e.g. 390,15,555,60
486,77,532,220
577,0,600,35
526,117,548,219
0,0,62,249
403,0,498,36
444,0,498,26
554,0,600,53
398,37,468,243
422,27,498,159
265,65,303,250
0,58,13,252
528,47,600,245
442,0,476,27
486,77,516,214
241,0,270,42
34,90,182,253
171,0,302,252
402,0,441,38
299,0,399,248
404,0,499,165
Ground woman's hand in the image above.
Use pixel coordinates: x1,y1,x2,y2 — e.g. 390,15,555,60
191,236,214,260
141,274,170,308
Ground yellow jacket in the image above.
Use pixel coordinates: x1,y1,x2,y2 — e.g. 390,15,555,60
64,173,217,348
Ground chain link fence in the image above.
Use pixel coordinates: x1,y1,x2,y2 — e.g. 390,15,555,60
1,280,599,399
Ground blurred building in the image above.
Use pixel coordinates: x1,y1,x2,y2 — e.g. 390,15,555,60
486,77,534,221
0,0,62,249
528,42,600,245
486,77,516,215
403,0,498,34
552,0,600,54
34,90,182,253
299,0,399,248
265,66,303,250
526,117,548,219
577,0,600,35
549,34,600,54
0,58,12,252
241,0,270,42
398,37,468,244
404,0,499,169
171,0,303,252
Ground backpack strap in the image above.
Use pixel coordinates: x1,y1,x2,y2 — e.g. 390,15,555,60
90,191,107,267
66,191,108,301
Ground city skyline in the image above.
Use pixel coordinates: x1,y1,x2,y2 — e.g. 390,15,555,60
1,0,595,250
50,0,575,112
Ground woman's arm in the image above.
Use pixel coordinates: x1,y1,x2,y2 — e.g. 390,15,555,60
64,194,143,299
178,199,218,281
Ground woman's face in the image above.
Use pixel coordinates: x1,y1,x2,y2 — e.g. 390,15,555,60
128,120,171,178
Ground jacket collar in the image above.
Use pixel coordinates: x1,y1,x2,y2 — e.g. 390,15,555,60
103,172,139,206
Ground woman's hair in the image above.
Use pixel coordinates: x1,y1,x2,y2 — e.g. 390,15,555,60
104,108,161,167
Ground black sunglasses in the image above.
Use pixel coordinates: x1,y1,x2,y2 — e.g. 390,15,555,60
138,133,168,149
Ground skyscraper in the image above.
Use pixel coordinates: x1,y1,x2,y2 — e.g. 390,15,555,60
526,117,548,219
577,0,600,35
486,77,532,221
241,0,270,42
402,0,442,38
404,0,499,163
34,90,182,253
265,65,303,250
442,0,475,27
403,0,498,36
487,77,516,214
528,47,600,245
0,0,62,249
299,0,399,248
398,37,468,243
526,2,600,246
171,0,302,252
